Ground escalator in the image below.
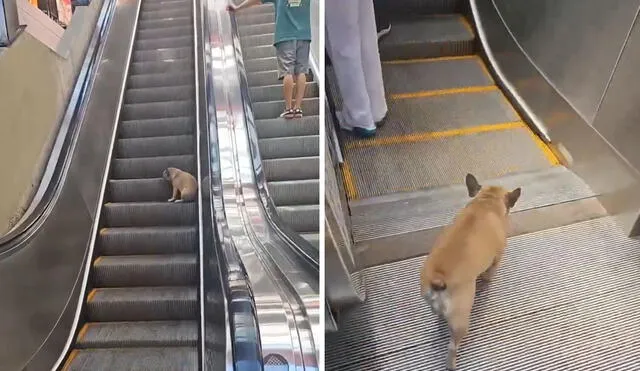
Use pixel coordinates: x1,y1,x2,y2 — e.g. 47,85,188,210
62,0,200,368
326,1,640,370
236,4,320,248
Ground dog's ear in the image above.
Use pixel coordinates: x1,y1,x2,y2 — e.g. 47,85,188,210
465,173,481,197
505,187,521,209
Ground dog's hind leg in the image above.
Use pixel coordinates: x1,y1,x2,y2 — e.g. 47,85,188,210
168,186,179,202
445,283,475,370
480,252,503,283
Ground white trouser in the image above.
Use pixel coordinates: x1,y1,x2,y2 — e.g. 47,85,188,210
326,0,387,130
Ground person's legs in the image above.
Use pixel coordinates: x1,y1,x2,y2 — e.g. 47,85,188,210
359,0,388,125
326,0,376,137
292,40,310,117
275,40,297,118
373,0,391,40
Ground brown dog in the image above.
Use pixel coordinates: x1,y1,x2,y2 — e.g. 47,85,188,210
419,173,521,370
162,167,197,202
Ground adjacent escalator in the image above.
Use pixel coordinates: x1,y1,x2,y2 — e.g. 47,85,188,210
235,4,320,248
62,0,200,368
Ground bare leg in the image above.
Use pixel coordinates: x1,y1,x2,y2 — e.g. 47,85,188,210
283,74,294,110
168,186,178,202
293,73,307,110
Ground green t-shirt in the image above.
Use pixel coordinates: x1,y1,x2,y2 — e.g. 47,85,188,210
262,0,311,45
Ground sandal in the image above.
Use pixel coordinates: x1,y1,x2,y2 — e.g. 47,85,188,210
292,108,303,118
279,108,295,119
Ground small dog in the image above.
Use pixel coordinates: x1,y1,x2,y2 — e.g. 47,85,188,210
419,173,521,370
162,167,197,202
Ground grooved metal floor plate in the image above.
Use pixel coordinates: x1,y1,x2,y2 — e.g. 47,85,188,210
380,15,473,47
326,217,640,370
382,57,493,94
344,127,553,199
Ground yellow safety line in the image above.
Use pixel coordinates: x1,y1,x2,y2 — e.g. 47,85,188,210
341,161,359,200
391,85,498,100
61,349,79,371
77,323,91,341
460,15,475,35
93,256,103,266
87,289,98,303
383,55,476,65
346,121,525,150
474,56,495,83
526,130,561,166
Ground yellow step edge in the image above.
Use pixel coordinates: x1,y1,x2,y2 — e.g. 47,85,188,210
61,349,79,371
87,288,99,303
390,85,498,100
76,323,91,341
345,121,526,150
341,161,359,200
383,55,477,65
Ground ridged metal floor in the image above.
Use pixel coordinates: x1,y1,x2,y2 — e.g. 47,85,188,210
326,216,640,370
330,4,559,201
63,0,199,369
236,4,320,248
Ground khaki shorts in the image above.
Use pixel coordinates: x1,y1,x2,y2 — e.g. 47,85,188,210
275,39,311,80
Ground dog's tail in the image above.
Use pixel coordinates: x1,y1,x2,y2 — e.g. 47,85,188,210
430,272,447,291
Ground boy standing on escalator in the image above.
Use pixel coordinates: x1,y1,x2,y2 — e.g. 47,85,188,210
228,0,311,120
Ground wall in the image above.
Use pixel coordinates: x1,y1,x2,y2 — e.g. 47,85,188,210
0,0,103,234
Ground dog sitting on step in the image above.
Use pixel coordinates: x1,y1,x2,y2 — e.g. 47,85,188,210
419,173,521,370
162,167,197,202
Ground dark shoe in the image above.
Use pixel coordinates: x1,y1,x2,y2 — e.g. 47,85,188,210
375,113,388,128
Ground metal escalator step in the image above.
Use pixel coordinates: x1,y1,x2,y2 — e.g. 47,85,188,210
236,3,273,15
137,25,192,40
108,178,170,202
75,321,198,349
240,33,273,48
103,201,196,227
139,7,191,21
263,157,319,182
93,254,197,287
133,47,193,63
268,179,319,206
300,233,319,248
87,286,197,322
130,59,193,75
125,85,194,104
236,13,273,27
382,56,493,94
244,45,275,60
111,155,194,179
135,35,193,51
276,204,319,233
244,56,277,73
120,117,195,138
121,100,194,121
116,135,194,158
142,0,191,12
379,15,474,60
377,0,461,15
128,73,193,90
255,116,318,138
250,81,318,103
138,16,192,31
238,22,274,37
259,135,319,159
99,226,197,255
253,97,319,120
247,69,278,87
64,347,198,371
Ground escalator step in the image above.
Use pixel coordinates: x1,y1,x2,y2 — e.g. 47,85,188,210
125,85,194,104
87,286,197,322
64,347,198,371
300,233,319,248
253,97,319,120
240,33,273,49
116,135,194,158
236,12,274,26
244,45,275,60
119,117,195,138
138,16,192,31
92,254,197,287
276,204,319,233
263,157,319,182
99,226,197,255
111,154,195,179
137,24,192,40
135,35,193,50
128,72,193,90
139,7,191,21
133,47,194,63
254,116,318,139
75,321,198,349
121,100,195,121
130,59,194,75
244,56,276,73
250,81,318,103
247,70,278,87
236,3,273,15
259,135,319,159
238,22,274,37
108,178,171,202
103,201,197,227
142,0,191,12
268,179,319,206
